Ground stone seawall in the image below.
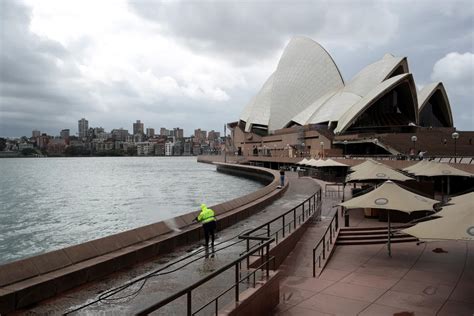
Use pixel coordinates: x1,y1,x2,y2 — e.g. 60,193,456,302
0,163,288,314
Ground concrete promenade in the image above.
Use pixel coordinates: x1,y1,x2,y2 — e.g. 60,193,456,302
275,182,473,316
20,172,320,314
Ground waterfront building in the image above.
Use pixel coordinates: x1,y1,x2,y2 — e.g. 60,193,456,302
155,143,165,156
18,142,34,151
146,128,155,138
112,128,129,142
208,130,220,142
170,127,184,139
194,129,207,143
133,120,144,136
60,129,70,139
231,36,470,158
165,142,174,156
78,118,88,140
160,127,169,136
136,142,154,156
183,141,193,156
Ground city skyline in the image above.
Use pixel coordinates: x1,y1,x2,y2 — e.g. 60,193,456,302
1,0,473,137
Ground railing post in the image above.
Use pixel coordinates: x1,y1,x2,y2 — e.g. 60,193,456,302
322,236,326,259
329,222,333,244
282,216,285,238
309,198,311,216
302,204,305,222
266,244,270,278
294,209,297,230
235,263,239,303
312,249,316,277
267,224,270,237
246,239,250,269
187,291,192,316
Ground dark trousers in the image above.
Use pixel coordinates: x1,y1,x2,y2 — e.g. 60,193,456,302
203,221,217,246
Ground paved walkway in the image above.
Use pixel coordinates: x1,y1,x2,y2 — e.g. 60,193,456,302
276,183,474,316
21,172,320,315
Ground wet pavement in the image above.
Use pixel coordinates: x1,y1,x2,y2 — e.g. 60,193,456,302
276,181,474,316
19,172,320,315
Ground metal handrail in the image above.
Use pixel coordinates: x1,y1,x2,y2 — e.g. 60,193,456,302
135,238,274,316
243,189,322,239
312,207,340,277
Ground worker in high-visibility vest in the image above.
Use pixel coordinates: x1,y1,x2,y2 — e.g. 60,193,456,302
195,204,217,247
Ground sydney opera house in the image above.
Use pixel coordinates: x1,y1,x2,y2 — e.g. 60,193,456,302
229,37,472,158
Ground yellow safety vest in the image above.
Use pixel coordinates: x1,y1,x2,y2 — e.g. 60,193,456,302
198,207,216,224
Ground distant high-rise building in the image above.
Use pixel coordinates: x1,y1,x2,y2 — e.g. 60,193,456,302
146,128,155,138
78,118,88,139
112,128,129,141
160,128,169,136
208,130,220,141
60,129,70,139
133,120,144,135
194,129,207,143
32,130,41,138
173,127,184,139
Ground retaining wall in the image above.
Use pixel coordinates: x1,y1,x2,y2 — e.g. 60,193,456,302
0,163,288,314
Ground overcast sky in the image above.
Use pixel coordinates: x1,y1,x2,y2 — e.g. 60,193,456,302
0,0,473,137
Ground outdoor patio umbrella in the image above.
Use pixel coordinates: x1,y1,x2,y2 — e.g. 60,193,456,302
317,158,349,168
448,191,474,205
402,160,430,173
339,180,439,256
410,162,472,200
306,158,322,167
349,159,380,172
402,202,473,241
346,162,413,183
297,158,310,165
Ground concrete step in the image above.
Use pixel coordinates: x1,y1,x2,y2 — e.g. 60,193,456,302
339,229,410,236
339,224,413,232
337,234,415,241
336,237,418,246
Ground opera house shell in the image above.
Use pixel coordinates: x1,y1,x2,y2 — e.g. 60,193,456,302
239,36,453,135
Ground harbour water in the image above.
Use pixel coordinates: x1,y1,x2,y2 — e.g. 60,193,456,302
0,157,263,264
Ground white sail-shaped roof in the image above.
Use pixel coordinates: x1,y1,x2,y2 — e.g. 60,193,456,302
244,74,274,132
268,37,345,130
305,55,408,125
417,82,453,127
334,73,418,133
240,36,344,132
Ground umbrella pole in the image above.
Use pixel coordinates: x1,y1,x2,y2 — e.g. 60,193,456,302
447,176,450,199
387,211,391,257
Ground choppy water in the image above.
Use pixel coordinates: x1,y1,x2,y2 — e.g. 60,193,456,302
0,157,263,264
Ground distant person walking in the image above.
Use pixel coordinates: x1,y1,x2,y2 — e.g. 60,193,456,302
279,168,285,188
196,204,217,247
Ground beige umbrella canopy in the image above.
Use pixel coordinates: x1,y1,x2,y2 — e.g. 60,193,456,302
402,202,473,241
346,162,413,182
350,159,380,172
297,158,310,165
402,160,430,173
340,180,439,255
449,192,474,205
317,158,349,168
306,158,322,167
411,162,473,177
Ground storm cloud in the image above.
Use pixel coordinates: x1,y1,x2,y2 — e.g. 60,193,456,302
0,0,473,137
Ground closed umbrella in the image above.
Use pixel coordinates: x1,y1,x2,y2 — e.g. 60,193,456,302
340,180,439,256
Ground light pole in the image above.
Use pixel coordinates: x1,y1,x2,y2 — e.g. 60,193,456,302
374,138,378,156
411,135,417,160
343,140,348,157
301,142,305,157
320,141,324,159
452,132,459,163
